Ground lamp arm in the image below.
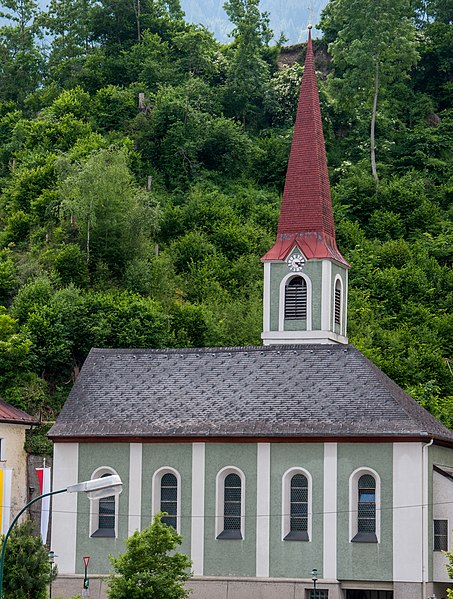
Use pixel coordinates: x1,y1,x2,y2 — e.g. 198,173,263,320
0,488,67,599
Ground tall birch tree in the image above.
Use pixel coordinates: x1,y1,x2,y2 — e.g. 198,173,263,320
320,0,418,181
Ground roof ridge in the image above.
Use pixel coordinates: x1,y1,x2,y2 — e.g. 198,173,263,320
90,345,353,355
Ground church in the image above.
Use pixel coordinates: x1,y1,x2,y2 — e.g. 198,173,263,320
49,29,453,599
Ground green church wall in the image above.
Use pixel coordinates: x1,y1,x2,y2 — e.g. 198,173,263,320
269,443,324,578
76,443,130,575
203,443,257,577
141,443,192,558
269,261,322,331
336,443,393,581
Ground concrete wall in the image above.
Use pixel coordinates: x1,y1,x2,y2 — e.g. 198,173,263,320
0,422,30,517
52,575,346,599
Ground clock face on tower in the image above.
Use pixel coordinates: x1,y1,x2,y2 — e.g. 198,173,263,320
287,253,305,272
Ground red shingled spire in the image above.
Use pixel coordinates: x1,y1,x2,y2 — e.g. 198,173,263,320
262,28,348,266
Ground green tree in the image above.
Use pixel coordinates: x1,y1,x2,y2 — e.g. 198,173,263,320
0,0,44,102
223,0,273,127
107,513,192,599
2,519,56,599
320,0,418,180
59,148,160,275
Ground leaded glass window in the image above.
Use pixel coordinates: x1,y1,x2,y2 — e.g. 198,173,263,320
285,277,307,319
358,474,376,533
434,519,448,551
308,591,329,599
290,474,308,532
224,473,241,531
92,472,115,537
161,473,177,529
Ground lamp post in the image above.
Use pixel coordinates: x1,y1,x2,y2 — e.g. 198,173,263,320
0,475,122,599
48,550,57,599
311,568,318,599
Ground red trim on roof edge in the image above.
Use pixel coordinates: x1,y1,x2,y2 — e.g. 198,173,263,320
49,434,451,446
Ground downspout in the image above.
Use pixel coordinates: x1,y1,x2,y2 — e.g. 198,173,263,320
422,438,434,599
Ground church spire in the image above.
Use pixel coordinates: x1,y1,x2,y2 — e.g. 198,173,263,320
262,27,347,266
261,28,349,346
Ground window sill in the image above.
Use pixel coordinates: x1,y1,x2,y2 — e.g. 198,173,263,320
284,530,309,541
91,528,116,538
351,531,377,543
216,530,243,540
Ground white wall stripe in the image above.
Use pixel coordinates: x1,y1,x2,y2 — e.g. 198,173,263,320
51,443,79,574
321,261,332,331
191,443,205,575
323,443,337,579
263,262,271,333
256,443,271,577
393,442,423,582
128,443,142,536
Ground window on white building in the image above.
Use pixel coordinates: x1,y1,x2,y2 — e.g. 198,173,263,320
434,519,448,551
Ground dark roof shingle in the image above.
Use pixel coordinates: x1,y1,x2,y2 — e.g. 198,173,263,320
49,345,453,443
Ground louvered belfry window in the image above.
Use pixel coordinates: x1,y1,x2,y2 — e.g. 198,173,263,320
285,276,307,319
290,474,308,532
160,473,178,529
357,474,376,533
224,473,241,532
334,279,342,325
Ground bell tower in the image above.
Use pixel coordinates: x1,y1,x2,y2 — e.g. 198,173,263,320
261,27,349,345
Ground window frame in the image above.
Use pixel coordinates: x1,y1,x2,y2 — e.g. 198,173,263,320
333,275,343,331
349,467,380,543
282,467,312,542
284,276,308,320
215,466,245,540
279,271,312,331
152,467,182,534
433,519,448,551
89,466,121,538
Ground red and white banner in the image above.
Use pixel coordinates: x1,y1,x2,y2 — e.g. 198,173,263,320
0,469,13,535
36,467,51,544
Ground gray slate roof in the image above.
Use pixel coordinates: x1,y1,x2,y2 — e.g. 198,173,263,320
49,344,453,443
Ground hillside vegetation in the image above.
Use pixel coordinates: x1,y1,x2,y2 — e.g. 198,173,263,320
0,0,451,439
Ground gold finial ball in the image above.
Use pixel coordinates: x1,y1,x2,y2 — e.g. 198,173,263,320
307,24,313,29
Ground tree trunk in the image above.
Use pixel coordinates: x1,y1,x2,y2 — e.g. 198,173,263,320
370,55,379,182
133,0,141,42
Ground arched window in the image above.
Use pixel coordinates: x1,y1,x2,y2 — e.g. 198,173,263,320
160,472,178,529
90,468,121,538
285,276,307,320
216,467,245,539
350,468,379,543
152,467,181,533
358,474,376,533
334,278,342,325
282,468,312,541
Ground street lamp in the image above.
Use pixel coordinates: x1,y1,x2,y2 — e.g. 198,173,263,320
0,475,122,599
311,568,318,599
48,550,57,599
